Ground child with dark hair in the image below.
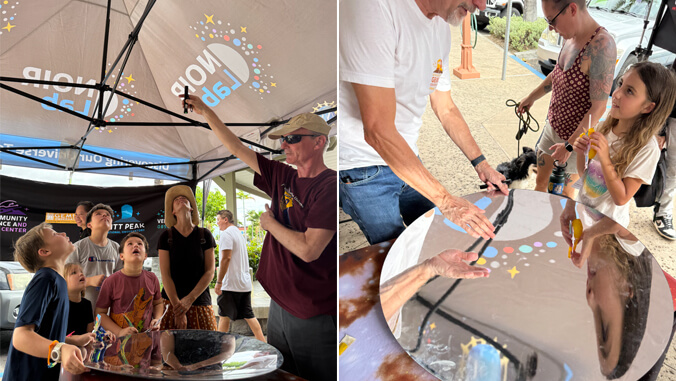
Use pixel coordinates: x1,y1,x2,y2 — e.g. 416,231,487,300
74,201,95,240
3,223,88,380
66,203,123,314
95,232,163,336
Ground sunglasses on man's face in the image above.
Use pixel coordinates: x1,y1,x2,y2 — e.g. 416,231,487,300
545,2,570,26
280,134,319,144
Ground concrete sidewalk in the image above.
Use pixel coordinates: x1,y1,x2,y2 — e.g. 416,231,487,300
338,25,675,380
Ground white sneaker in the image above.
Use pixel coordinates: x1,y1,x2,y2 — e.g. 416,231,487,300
654,215,676,240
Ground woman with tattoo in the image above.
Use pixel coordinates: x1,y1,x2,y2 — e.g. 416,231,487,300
517,0,617,198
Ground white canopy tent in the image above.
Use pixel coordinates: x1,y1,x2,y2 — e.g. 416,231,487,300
0,0,337,183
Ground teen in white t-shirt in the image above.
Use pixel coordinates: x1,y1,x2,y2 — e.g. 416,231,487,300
218,225,252,292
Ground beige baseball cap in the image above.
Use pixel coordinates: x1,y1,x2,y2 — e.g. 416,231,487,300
268,113,331,139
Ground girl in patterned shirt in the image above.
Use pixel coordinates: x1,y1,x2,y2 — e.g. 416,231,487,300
573,62,676,227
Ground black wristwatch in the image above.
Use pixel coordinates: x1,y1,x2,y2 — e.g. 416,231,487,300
564,142,573,152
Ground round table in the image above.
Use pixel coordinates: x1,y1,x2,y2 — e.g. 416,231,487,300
59,330,297,380
339,189,674,381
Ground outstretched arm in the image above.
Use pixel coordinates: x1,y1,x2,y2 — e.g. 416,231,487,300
430,89,508,195
381,250,490,324
182,96,260,175
352,83,496,240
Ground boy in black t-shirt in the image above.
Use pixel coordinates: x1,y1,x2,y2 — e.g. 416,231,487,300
3,223,89,381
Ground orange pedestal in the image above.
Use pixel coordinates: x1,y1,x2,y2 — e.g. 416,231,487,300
453,13,480,79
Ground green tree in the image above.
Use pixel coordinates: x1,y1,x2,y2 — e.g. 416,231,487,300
195,186,227,230
236,190,254,231
245,210,264,242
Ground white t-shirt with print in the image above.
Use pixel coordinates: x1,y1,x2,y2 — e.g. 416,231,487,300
219,226,252,292
339,0,453,170
578,131,660,227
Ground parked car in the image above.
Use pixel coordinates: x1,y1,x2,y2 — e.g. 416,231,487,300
0,261,33,330
475,0,544,29
537,0,675,92
475,0,525,29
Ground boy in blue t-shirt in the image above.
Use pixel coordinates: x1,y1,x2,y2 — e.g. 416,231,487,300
3,223,89,380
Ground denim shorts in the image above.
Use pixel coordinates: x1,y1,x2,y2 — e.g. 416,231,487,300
339,165,434,244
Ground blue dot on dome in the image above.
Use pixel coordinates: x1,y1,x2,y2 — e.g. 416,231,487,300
546,241,557,248
233,39,241,46
483,247,498,258
122,99,129,105
252,82,260,89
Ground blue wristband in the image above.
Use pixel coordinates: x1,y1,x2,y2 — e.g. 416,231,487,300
470,154,486,167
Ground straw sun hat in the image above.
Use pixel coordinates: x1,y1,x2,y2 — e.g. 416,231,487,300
164,185,199,228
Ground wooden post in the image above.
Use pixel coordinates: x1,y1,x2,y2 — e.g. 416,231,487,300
453,14,480,79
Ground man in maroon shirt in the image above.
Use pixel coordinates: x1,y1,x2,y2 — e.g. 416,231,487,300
183,96,336,381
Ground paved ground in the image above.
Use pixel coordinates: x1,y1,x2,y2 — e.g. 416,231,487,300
339,25,676,379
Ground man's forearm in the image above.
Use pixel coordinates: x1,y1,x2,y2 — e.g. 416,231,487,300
264,219,327,262
202,109,260,174
438,107,482,162
366,126,452,208
217,257,231,283
380,264,432,322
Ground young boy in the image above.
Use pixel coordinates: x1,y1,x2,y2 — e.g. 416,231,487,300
4,223,89,380
95,232,163,336
66,203,123,313
215,210,265,342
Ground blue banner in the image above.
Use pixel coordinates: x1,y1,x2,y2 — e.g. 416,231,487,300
0,134,191,180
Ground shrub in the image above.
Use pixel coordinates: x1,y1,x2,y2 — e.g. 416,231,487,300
487,17,548,52
209,237,263,287
247,240,262,281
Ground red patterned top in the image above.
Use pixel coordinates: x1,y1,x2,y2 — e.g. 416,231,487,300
547,27,605,141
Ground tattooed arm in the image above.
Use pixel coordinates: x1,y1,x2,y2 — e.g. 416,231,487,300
517,73,554,114
569,30,617,145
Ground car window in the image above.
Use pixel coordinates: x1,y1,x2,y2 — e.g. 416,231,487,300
7,273,33,291
0,271,8,290
587,0,659,18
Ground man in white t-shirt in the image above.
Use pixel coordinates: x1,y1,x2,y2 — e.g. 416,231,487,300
339,0,509,245
214,210,266,342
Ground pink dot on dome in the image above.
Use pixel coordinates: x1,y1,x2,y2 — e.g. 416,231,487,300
504,247,514,254
224,35,230,41
534,242,542,247
254,76,259,80
257,45,262,49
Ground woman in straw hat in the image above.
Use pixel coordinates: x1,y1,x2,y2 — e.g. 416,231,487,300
158,185,217,330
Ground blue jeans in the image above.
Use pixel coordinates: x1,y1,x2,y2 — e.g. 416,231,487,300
339,165,435,245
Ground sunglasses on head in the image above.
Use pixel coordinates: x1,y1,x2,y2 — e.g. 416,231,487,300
545,2,570,26
280,134,320,144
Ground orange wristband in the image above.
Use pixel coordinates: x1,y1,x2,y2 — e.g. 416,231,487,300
47,340,58,368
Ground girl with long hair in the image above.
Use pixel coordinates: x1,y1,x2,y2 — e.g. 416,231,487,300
574,61,676,227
